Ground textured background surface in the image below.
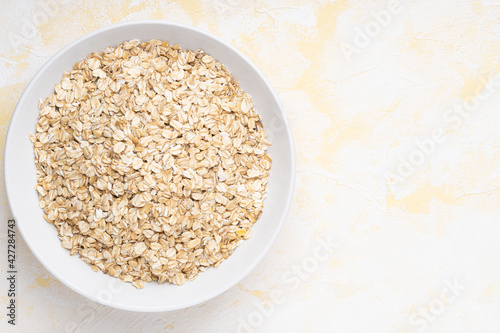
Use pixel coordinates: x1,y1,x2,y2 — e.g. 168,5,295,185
2,0,500,332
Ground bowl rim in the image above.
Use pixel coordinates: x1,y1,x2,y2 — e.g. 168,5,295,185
4,20,296,312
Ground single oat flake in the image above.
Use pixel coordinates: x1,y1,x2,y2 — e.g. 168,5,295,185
30,39,272,289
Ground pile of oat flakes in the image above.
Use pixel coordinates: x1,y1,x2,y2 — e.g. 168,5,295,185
30,39,271,289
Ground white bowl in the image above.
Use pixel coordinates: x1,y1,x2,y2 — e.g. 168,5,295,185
4,21,295,312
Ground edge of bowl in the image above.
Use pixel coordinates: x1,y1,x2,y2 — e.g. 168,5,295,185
3,20,296,312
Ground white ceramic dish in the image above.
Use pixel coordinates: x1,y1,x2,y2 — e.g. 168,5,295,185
4,21,295,312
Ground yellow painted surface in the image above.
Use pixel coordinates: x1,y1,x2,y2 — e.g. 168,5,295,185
386,182,456,214
34,274,52,288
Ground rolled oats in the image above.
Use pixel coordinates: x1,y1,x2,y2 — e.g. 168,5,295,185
31,39,272,289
